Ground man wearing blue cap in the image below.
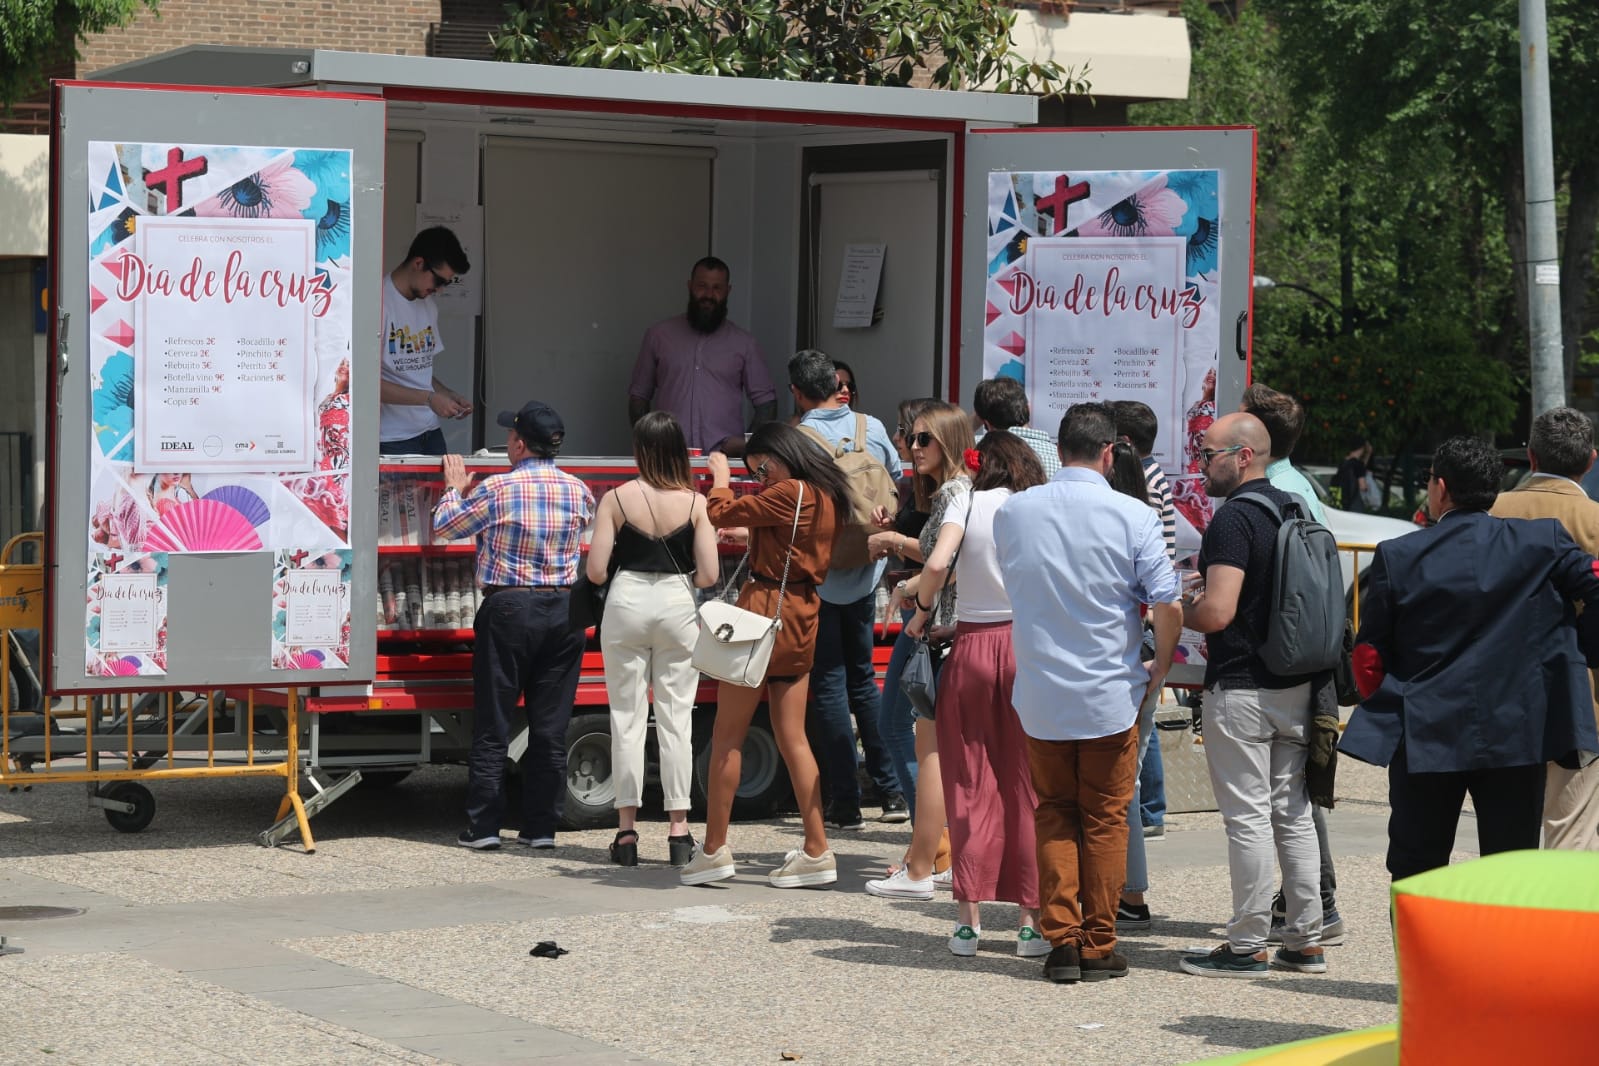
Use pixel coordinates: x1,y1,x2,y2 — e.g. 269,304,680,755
434,401,594,850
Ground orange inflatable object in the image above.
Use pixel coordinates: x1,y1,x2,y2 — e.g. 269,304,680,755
1189,850,1599,1066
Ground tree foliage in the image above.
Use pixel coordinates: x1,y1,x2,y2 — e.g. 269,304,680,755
1254,0,1599,394
1132,0,1599,462
1,0,159,107
491,0,1088,96
1256,321,1517,461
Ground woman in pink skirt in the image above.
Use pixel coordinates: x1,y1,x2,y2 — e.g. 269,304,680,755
908,430,1048,957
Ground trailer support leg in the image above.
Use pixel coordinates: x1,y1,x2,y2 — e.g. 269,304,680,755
257,768,361,851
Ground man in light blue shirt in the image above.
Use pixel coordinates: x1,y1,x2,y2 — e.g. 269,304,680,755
790,350,905,828
1241,383,1330,526
995,402,1181,984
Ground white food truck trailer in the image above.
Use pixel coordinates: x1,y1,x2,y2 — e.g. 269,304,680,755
43,48,1254,831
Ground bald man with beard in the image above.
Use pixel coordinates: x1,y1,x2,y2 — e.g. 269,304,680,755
1178,412,1327,979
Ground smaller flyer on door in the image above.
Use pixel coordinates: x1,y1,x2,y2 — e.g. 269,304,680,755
271,548,352,670
86,551,169,677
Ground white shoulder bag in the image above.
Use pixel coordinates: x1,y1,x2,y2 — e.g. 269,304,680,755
692,483,804,688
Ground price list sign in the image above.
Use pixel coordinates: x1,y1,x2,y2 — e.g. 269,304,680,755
128,216,322,474
1019,237,1191,469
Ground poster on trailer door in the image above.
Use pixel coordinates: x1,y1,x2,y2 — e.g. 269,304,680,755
984,169,1221,534
85,551,169,677
270,548,352,671
84,141,354,572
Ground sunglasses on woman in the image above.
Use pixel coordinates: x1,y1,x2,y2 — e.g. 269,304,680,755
908,431,936,449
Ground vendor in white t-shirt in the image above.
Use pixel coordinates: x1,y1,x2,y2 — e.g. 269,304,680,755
379,227,473,455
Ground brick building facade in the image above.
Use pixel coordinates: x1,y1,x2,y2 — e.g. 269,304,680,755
76,0,442,75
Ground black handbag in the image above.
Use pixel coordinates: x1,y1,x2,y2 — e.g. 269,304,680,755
900,637,938,718
568,562,616,634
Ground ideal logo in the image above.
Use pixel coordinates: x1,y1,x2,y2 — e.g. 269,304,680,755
160,440,194,451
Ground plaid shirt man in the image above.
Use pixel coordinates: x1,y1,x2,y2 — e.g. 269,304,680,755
434,457,594,587
1013,424,1063,480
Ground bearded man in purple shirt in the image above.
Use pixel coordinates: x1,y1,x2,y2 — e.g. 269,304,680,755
628,257,778,456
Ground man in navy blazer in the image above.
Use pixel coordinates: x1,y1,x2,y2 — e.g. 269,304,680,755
1342,434,1599,881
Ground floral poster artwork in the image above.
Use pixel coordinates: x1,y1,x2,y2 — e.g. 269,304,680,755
985,169,1221,531
86,552,169,677
271,548,352,670
86,142,354,555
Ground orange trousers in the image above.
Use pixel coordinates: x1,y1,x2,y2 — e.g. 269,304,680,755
1026,725,1137,958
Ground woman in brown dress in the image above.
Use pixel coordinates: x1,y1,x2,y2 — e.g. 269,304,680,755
682,423,852,889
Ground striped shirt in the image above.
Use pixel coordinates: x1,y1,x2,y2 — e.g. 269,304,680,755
433,457,595,588
1011,425,1063,480
1141,456,1177,563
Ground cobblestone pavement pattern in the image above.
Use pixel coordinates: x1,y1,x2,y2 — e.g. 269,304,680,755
1,743,1484,1065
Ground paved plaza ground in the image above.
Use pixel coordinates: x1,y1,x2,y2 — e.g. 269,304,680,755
1,754,1476,1065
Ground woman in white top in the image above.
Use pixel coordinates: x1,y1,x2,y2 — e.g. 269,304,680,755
587,413,718,867
883,430,1049,959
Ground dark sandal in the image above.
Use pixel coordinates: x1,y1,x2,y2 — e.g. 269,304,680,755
610,830,639,867
668,833,696,868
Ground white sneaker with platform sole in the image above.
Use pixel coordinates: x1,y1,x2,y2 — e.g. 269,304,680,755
949,924,981,957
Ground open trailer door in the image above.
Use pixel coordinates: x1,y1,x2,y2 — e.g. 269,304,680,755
961,126,1257,689
48,82,386,693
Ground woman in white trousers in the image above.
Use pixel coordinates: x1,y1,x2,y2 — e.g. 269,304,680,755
588,412,718,866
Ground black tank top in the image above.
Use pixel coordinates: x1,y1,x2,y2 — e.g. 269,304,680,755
613,521,694,575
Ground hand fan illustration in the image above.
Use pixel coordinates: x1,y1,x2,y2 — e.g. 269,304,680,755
202,485,271,527
144,499,263,552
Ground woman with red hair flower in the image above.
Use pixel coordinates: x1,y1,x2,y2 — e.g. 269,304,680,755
900,429,1048,959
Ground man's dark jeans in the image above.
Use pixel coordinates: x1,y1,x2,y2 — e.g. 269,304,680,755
466,589,585,840
807,593,903,820
379,428,447,456
1386,759,1545,882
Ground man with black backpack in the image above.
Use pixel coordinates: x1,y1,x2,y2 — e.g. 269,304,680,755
789,350,908,828
1179,412,1329,979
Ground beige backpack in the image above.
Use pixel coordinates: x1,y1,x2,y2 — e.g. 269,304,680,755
799,412,899,570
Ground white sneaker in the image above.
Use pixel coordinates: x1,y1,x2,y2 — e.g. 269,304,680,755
931,868,953,891
864,866,934,901
769,848,838,889
949,924,981,957
679,843,736,886
1016,927,1051,958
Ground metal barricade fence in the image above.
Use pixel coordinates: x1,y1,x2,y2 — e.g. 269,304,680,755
1341,541,1376,633
2,533,322,851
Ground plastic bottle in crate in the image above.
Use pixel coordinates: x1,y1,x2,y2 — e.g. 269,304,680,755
445,562,463,627
404,558,425,630
379,559,397,627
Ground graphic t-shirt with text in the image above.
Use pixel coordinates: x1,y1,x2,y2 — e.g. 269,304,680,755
379,275,444,442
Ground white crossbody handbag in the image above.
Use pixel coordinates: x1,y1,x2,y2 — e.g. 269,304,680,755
691,484,804,689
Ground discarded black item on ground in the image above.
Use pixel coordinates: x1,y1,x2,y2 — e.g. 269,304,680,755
530,940,569,959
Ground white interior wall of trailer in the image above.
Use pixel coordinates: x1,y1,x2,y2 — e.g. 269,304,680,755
383,104,952,454
482,136,716,456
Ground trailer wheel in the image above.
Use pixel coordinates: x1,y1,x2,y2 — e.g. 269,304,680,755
692,706,790,820
102,783,155,833
561,712,617,830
